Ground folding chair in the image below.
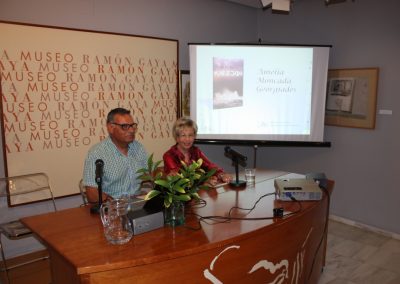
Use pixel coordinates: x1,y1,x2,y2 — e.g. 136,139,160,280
0,172,57,284
79,179,88,206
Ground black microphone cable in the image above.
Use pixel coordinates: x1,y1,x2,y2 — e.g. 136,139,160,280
184,192,303,229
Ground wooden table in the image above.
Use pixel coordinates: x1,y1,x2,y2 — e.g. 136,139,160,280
22,170,333,284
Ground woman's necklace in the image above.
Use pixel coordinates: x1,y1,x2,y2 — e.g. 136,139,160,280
182,151,190,164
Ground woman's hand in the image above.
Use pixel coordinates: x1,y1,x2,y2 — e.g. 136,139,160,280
207,175,219,187
219,173,232,183
205,173,233,187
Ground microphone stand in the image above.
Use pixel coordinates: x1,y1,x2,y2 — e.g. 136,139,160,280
90,175,103,214
229,156,247,188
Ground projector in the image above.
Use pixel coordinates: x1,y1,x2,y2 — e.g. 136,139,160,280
274,178,322,201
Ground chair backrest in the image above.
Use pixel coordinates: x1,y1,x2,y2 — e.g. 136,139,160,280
79,179,88,206
0,173,58,277
0,173,57,225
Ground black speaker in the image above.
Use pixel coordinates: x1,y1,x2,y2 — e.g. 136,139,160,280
306,172,328,189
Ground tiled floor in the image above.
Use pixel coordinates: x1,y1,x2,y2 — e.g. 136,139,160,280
319,220,400,284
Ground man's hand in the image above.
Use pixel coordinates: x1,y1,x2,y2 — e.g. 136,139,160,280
86,186,112,203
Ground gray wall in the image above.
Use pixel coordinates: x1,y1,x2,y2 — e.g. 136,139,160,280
0,0,398,258
254,0,400,235
199,0,400,236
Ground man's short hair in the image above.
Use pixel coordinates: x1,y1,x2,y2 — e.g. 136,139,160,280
106,108,131,123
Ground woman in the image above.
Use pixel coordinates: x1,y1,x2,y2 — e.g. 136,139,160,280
163,117,232,185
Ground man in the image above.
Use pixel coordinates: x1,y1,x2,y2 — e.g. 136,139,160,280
83,108,147,203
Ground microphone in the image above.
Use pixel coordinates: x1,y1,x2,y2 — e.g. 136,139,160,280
224,146,247,161
95,159,104,183
224,146,247,188
91,159,104,214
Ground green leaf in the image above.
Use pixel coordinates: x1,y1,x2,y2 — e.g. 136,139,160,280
164,199,171,208
153,160,162,171
176,178,189,187
191,192,200,200
180,160,188,168
154,179,170,189
198,184,210,191
198,168,217,184
145,190,161,200
188,162,198,171
168,193,173,202
166,175,178,183
206,168,217,177
136,168,147,174
173,186,186,194
147,153,154,171
140,174,153,181
175,194,191,201
188,187,198,194
193,173,201,180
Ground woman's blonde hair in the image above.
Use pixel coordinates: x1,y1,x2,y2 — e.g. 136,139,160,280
172,117,198,139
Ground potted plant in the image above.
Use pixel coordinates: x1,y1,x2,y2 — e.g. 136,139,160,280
137,154,216,226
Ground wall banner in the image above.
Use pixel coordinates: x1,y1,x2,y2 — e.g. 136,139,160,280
0,22,178,201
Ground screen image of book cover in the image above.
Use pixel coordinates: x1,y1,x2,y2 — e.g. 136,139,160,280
213,58,244,110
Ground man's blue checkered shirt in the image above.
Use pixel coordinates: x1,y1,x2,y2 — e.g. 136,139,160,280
83,136,148,198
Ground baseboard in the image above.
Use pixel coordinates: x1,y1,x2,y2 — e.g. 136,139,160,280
329,214,400,240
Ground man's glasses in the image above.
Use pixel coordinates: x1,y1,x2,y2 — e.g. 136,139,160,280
111,122,138,131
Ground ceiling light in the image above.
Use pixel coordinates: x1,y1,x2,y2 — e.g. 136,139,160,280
261,0,272,9
261,0,291,12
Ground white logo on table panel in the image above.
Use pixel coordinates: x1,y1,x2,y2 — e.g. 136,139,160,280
203,228,313,283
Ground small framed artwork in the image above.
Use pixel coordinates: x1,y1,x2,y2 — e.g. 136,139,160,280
325,67,379,129
179,70,190,117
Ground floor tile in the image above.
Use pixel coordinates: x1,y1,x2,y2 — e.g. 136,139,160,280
326,234,345,249
324,278,357,284
365,239,400,273
329,239,364,257
348,263,399,284
352,244,379,261
318,271,336,284
328,221,364,240
356,230,389,247
318,220,400,284
323,251,364,278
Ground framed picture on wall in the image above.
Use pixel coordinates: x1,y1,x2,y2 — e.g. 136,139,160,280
325,67,379,129
179,70,190,117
